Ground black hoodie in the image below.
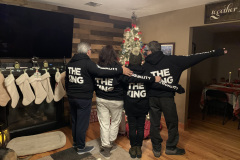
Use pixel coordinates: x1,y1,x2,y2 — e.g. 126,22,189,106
120,64,182,116
143,49,225,97
94,62,156,101
65,53,123,99
94,62,124,100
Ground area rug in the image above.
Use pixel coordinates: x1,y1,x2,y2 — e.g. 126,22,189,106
87,139,132,160
38,139,132,160
38,148,95,160
7,131,66,157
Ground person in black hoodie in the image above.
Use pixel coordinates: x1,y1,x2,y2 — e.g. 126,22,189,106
65,42,132,155
143,41,228,157
94,45,184,159
94,45,161,159
121,52,185,159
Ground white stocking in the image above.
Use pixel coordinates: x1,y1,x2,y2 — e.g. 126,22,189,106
41,72,54,103
54,71,66,102
4,74,19,108
0,73,10,107
16,73,35,106
29,75,47,104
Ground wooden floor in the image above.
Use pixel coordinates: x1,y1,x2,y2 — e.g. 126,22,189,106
29,113,240,160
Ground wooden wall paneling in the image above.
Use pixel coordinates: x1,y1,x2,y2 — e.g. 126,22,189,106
89,35,113,41
113,45,121,50
91,44,105,50
78,24,123,33
109,15,132,22
113,37,123,42
73,34,89,39
90,53,99,59
74,18,114,28
81,39,121,45
91,45,121,51
73,28,90,35
114,23,131,29
72,38,80,44
91,30,123,38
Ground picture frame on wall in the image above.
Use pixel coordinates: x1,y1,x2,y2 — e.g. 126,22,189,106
160,43,175,55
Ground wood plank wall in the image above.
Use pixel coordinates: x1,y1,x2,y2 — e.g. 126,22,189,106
0,0,132,63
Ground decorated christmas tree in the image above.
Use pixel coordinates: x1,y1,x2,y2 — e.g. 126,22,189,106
119,12,144,66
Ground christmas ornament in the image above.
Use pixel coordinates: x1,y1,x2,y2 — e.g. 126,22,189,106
119,12,144,65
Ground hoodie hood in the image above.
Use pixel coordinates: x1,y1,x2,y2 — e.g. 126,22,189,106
69,53,90,63
128,64,145,75
145,51,164,65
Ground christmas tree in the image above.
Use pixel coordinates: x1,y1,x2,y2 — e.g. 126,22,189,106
119,12,144,66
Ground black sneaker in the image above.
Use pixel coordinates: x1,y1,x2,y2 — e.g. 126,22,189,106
165,147,185,155
77,146,95,155
129,146,137,158
100,146,112,159
72,142,77,149
110,141,117,153
136,146,142,158
153,149,161,158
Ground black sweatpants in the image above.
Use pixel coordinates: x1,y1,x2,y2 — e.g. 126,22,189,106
68,98,92,149
127,116,146,147
149,97,179,151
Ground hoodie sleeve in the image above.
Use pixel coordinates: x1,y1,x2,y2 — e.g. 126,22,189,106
171,49,225,71
87,61,123,77
65,65,69,92
150,80,185,93
119,74,155,84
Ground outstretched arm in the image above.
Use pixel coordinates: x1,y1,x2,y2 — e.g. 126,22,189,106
87,62,129,77
150,80,185,93
173,48,227,71
120,74,161,84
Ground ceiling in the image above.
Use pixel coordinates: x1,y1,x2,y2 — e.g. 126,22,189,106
30,0,225,18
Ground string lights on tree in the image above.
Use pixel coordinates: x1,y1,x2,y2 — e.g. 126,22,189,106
119,12,145,66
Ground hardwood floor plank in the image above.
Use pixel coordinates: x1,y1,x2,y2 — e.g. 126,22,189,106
29,114,240,160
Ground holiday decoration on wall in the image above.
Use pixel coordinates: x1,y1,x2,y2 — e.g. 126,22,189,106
119,12,145,66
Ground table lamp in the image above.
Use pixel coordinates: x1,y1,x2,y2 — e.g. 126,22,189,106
0,122,10,149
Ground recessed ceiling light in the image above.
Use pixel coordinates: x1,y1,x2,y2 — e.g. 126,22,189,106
85,2,102,7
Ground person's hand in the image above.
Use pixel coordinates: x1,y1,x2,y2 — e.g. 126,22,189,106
223,48,227,54
122,66,133,77
177,85,185,94
155,76,161,82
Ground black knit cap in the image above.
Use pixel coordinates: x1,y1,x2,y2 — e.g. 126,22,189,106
129,53,142,65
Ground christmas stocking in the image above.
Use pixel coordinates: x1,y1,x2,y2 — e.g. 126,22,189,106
29,74,47,104
16,73,35,106
4,74,19,108
41,72,54,103
54,71,66,102
0,73,10,107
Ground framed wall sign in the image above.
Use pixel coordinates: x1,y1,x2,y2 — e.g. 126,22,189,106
205,0,240,24
160,43,175,55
